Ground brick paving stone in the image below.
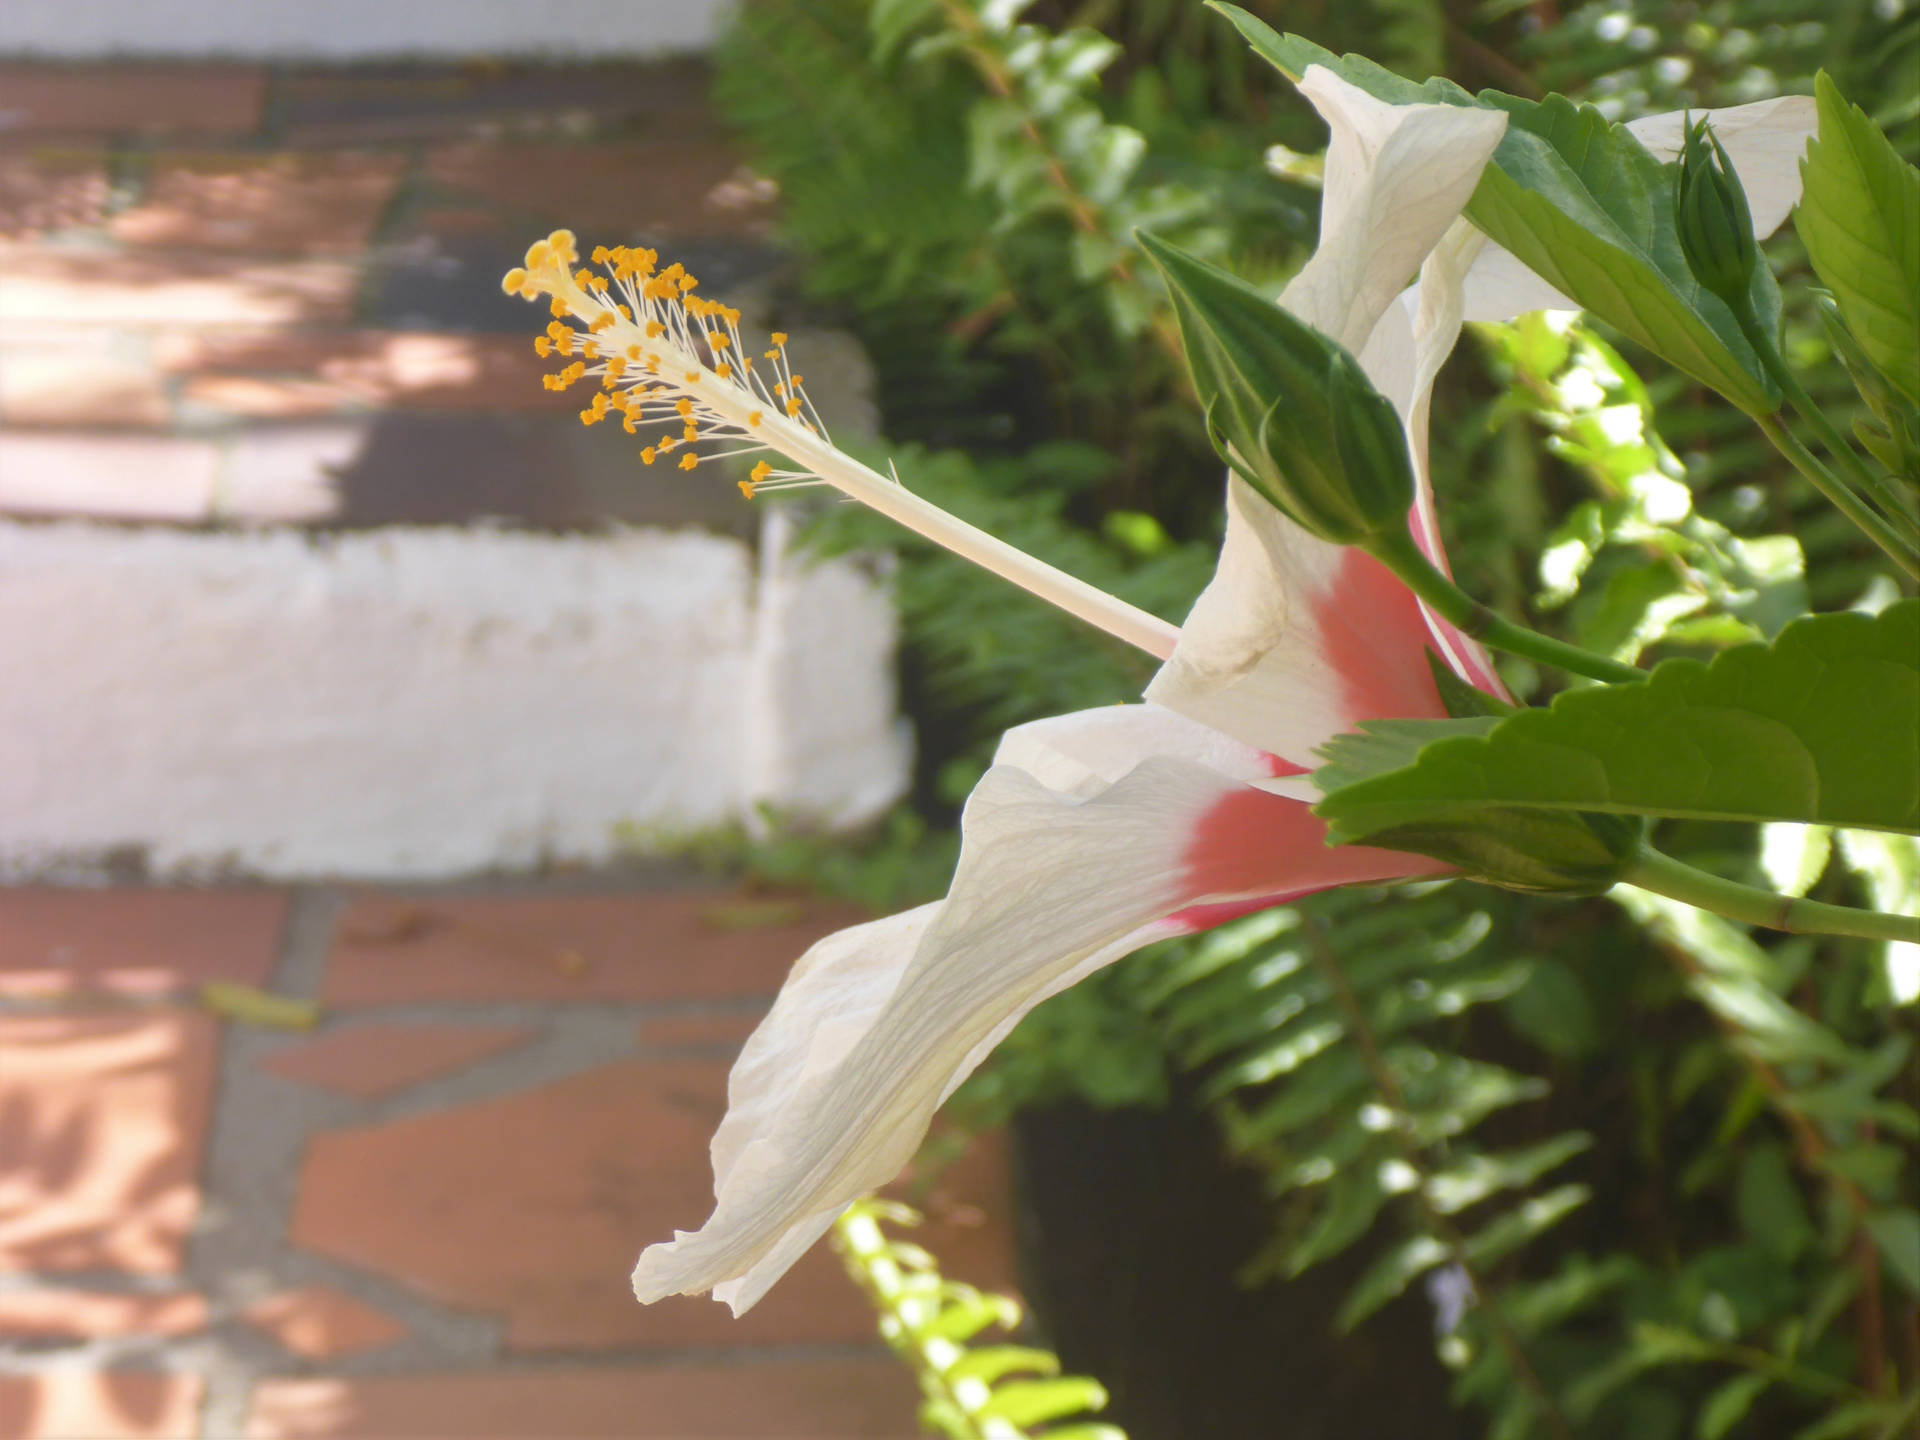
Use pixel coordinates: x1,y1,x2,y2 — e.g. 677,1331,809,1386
0,1291,207,1341
321,893,868,1007
0,64,265,138
0,247,358,326
245,1360,917,1440
0,329,171,427
0,433,217,521
214,423,368,524
0,146,110,239
243,1286,408,1361
0,889,285,999
259,1023,537,1102
165,331,573,417
287,1054,878,1350
424,138,770,240
112,152,409,256
278,63,712,146
634,1011,767,1049
0,1011,217,1275
0,1372,204,1440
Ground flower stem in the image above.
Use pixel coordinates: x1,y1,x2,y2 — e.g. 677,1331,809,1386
1364,528,1646,686
1736,313,1920,579
1623,849,1920,943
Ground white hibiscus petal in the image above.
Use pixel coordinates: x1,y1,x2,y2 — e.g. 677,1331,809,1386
1283,67,1510,352
634,708,1430,1313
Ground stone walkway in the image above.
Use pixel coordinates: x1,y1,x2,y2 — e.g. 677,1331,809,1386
0,881,1014,1439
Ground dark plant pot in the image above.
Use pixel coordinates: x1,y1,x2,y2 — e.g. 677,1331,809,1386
1011,1090,1473,1440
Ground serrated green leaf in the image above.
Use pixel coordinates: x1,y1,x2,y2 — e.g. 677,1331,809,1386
1315,601,1920,841
1460,1183,1591,1268
976,1376,1110,1427
1208,6,1780,413
1289,1171,1390,1273
1697,1373,1771,1440
1798,72,1920,407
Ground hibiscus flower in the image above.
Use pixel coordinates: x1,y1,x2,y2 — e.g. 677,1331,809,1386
502,66,1815,1315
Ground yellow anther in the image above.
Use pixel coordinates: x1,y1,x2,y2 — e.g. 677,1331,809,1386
774,382,786,398
642,447,657,465
675,398,694,418
737,479,756,499
788,375,803,387
785,397,802,416
646,321,666,338
771,332,788,346
764,349,779,361
711,332,731,350
683,424,698,442
616,304,631,319
748,411,763,427
626,345,642,360
604,356,627,379
592,245,611,265
550,297,571,318
750,461,772,484
679,453,699,470
534,336,552,358
714,363,732,380
542,374,566,391
681,274,699,292
589,312,615,333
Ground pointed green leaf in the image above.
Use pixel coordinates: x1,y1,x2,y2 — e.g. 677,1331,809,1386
1315,601,1920,840
1798,72,1920,407
1864,1208,1920,1298
1698,1373,1771,1440
976,1376,1110,1427
1208,5,1781,413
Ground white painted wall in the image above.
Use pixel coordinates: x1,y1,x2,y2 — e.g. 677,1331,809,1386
0,519,910,879
0,1,732,59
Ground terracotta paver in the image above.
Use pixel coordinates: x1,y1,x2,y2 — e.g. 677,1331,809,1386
424,138,768,238
161,330,575,415
0,146,110,239
0,889,285,998
243,1286,407,1361
0,433,219,521
288,1054,1012,1350
0,247,358,326
113,153,409,256
0,64,265,137
634,1011,767,1049
244,1361,918,1439
0,1291,207,1341
0,1011,218,1274
0,1372,204,1440
0,330,172,427
321,892,868,1007
259,1023,537,1101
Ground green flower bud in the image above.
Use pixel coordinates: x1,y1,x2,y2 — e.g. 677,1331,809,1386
1673,115,1757,308
1362,808,1647,897
1138,229,1414,545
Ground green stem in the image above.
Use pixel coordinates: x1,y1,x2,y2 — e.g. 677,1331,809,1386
1753,413,1920,580
1366,528,1646,686
1737,313,1920,578
1624,849,1920,944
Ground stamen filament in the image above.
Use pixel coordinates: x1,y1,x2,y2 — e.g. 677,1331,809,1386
506,233,1177,661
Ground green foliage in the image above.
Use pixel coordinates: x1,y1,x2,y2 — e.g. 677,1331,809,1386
710,4,1920,1437
1797,71,1920,407
832,1199,1127,1440
1313,601,1920,840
